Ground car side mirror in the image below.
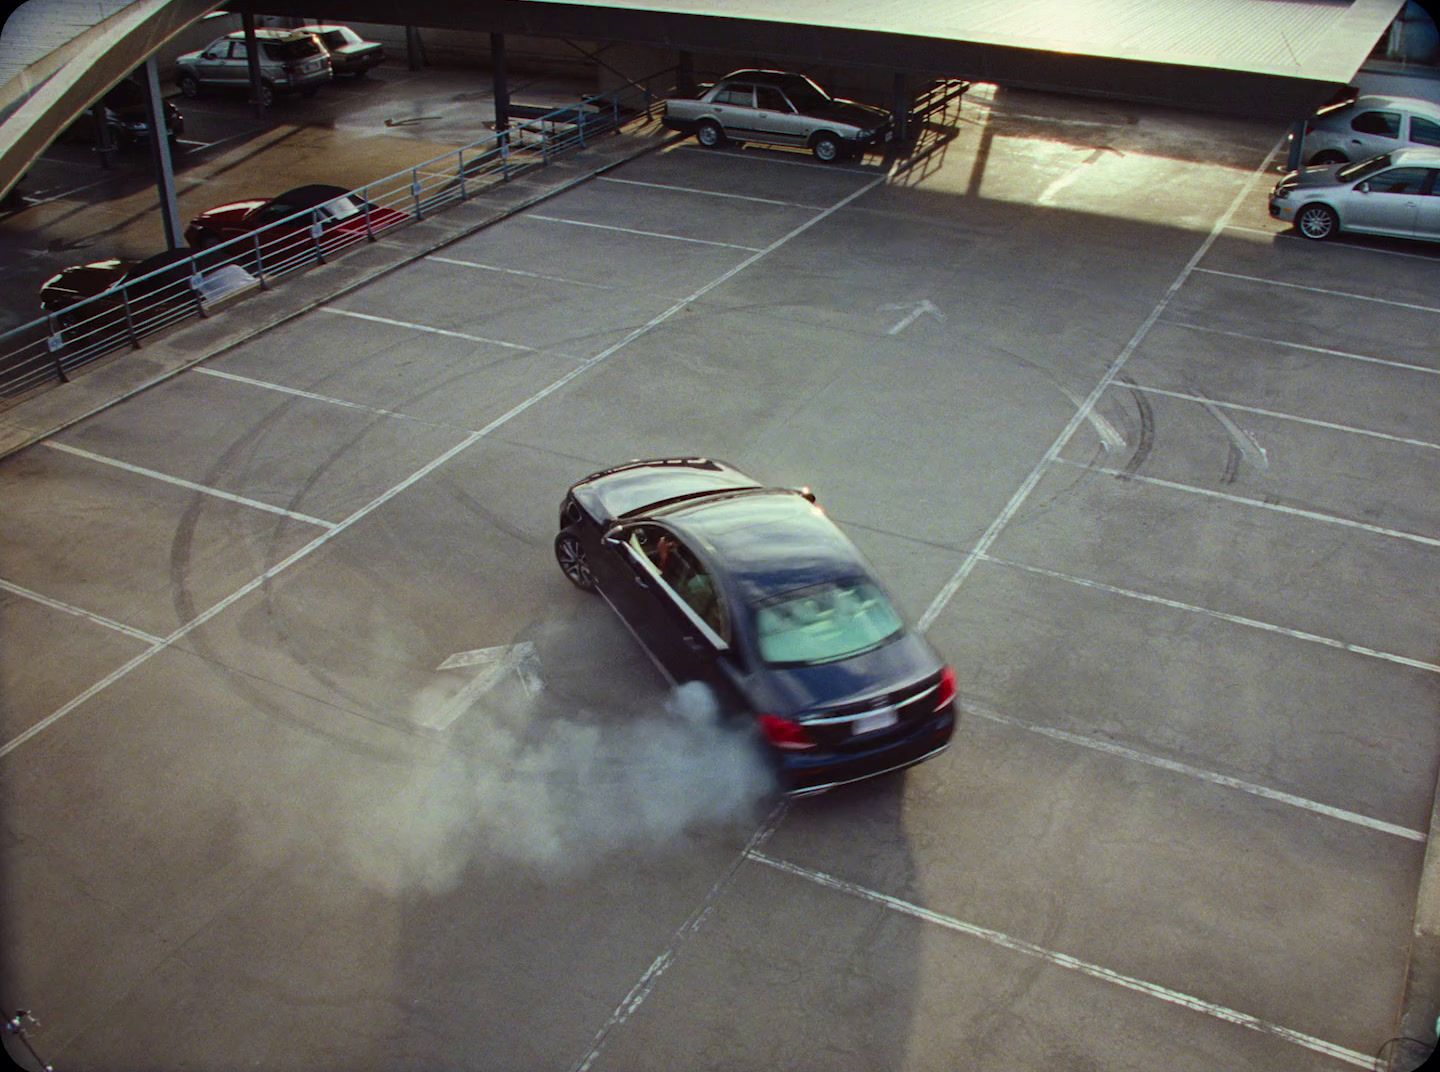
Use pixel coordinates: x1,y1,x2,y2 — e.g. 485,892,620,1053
1356,181,1370,193
796,486,816,503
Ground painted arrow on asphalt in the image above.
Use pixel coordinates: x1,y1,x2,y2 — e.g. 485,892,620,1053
879,299,946,335
415,642,542,732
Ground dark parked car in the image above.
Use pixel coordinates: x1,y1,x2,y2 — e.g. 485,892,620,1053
183,183,409,259
38,248,206,349
309,25,385,76
554,458,957,796
58,77,184,149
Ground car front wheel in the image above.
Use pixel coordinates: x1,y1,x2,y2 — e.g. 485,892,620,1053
555,531,597,591
811,133,842,162
696,120,725,148
1296,203,1338,241
177,73,200,98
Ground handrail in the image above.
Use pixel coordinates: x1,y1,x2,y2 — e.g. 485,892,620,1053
0,69,677,403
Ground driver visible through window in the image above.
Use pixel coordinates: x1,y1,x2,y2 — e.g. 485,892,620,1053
755,580,903,665
629,528,726,639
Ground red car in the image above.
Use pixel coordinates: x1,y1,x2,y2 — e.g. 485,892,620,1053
183,184,409,264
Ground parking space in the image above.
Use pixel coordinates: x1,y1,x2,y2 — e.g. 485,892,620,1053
1,83,1437,1072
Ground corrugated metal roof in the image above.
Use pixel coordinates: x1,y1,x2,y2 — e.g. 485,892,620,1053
534,0,1406,81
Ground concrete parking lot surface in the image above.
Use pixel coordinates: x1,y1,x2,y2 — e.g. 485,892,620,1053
1,84,1438,1070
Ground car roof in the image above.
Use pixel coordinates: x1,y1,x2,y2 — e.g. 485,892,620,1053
655,489,872,601
1382,146,1440,165
273,184,352,206
720,69,811,87
1348,94,1440,118
225,28,319,42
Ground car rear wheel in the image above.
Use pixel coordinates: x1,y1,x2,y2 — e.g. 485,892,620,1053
811,133,841,162
177,73,200,98
1296,203,1338,241
256,82,276,107
1308,149,1347,165
555,531,597,591
696,120,725,148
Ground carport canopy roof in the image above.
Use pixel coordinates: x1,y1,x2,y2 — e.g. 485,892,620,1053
482,0,1409,115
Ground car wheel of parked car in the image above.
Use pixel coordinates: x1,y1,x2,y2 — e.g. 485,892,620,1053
696,120,725,148
1308,149,1347,165
1296,203,1339,240
177,73,200,98
555,531,597,591
811,133,841,162
257,82,276,107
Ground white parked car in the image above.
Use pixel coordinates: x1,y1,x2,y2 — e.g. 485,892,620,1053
1268,147,1440,242
1301,93,1440,165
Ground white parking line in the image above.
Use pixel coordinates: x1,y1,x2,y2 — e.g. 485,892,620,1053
42,441,336,529
524,214,763,251
194,367,451,427
321,308,537,351
1054,458,1440,549
427,255,616,290
1,173,887,767
748,852,1376,1070
598,175,825,209
1195,267,1440,314
0,578,163,646
1225,223,1440,264
673,144,875,174
981,552,1440,675
571,803,788,1072
917,140,1285,634
1159,320,1440,377
1126,383,1440,452
21,175,114,206
968,702,1426,842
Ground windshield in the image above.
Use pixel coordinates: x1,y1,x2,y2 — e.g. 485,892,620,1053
1336,153,1392,183
316,195,365,221
320,30,351,49
754,579,903,665
264,37,323,61
781,77,830,113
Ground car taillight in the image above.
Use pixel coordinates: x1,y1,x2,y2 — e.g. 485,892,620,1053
934,666,957,711
758,714,817,751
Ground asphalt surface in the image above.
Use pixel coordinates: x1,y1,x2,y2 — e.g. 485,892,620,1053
2,83,1439,1071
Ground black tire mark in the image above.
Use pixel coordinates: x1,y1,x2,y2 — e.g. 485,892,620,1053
1117,375,1153,478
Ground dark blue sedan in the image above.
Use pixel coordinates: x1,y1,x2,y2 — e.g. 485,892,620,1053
554,458,957,796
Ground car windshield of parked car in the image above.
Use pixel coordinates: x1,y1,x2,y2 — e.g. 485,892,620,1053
1336,154,1393,182
754,579,903,665
315,195,365,222
781,78,830,113
264,38,322,60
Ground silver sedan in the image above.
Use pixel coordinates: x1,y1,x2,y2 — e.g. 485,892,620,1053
1269,146,1440,242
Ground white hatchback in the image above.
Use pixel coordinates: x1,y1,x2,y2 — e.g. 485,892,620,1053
1301,94,1440,165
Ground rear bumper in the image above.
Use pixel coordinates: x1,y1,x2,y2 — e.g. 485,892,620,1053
781,707,955,796
662,114,696,133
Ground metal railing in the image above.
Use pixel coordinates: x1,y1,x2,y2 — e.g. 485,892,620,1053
0,69,676,404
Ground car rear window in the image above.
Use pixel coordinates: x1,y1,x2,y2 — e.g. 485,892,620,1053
319,30,350,49
1411,116,1440,147
264,38,323,61
754,580,903,666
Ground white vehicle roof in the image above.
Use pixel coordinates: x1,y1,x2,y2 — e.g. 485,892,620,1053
1339,94,1440,119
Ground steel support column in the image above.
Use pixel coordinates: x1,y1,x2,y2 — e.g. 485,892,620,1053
891,71,910,144
491,33,510,134
677,51,695,96
90,102,117,169
142,57,184,250
243,11,266,115
406,26,424,71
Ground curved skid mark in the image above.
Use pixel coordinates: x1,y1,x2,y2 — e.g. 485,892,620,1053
1117,375,1154,477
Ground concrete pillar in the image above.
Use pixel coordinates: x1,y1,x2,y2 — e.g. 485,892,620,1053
491,33,510,134
242,11,266,116
406,26,424,71
142,57,184,250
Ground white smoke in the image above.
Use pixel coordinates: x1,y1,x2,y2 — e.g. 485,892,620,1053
324,677,776,895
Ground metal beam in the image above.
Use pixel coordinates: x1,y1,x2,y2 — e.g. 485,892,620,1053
141,56,183,250
491,32,510,133
242,10,266,115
